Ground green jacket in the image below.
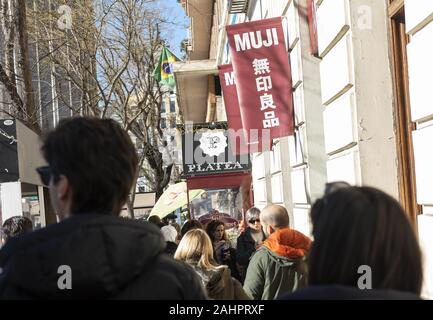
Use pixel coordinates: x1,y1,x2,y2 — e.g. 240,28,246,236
243,226,311,300
243,247,308,300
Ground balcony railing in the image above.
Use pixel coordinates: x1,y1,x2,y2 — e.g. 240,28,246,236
229,0,250,14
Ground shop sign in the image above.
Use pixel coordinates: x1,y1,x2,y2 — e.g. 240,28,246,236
226,17,294,142
182,122,251,176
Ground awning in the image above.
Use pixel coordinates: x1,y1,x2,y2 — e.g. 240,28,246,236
173,60,217,76
187,172,251,190
173,60,218,123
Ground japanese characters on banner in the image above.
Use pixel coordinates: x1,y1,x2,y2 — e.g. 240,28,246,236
218,64,271,155
226,17,294,143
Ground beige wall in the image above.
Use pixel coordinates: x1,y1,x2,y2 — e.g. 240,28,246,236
296,0,328,204
186,0,213,60
17,121,46,186
317,0,399,197
350,0,399,197
208,0,433,298
246,0,400,234
237,0,328,236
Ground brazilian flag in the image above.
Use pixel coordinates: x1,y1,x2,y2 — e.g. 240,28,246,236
153,46,179,88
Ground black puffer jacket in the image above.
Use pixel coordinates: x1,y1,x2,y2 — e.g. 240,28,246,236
236,228,266,281
236,228,266,267
0,214,207,299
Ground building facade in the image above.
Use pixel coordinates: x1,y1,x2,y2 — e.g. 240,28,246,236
0,0,91,228
175,0,433,298
160,90,184,179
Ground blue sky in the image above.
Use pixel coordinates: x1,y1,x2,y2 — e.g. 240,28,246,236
162,0,189,59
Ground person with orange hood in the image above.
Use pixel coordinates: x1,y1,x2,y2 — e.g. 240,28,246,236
243,204,311,300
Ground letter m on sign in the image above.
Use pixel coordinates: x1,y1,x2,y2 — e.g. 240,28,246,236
234,33,251,51
224,72,235,86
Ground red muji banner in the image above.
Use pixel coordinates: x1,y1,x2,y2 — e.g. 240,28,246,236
218,64,248,155
218,64,271,155
226,17,294,143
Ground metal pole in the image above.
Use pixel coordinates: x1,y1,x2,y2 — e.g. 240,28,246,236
186,181,192,219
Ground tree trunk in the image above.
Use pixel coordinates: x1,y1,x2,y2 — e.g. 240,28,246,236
155,163,173,201
0,63,23,111
16,0,38,132
126,154,146,218
1,0,19,114
2,0,16,82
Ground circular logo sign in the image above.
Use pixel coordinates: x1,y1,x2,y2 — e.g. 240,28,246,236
3,120,13,126
199,130,227,157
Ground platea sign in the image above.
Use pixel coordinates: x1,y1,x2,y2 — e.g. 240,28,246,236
182,122,251,176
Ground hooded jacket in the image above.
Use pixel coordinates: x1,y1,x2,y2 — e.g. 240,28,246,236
243,227,311,300
0,214,206,300
191,264,250,300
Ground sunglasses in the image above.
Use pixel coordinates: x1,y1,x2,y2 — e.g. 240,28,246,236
36,166,53,187
248,218,260,224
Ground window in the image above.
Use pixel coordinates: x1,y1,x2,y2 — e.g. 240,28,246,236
160,118,166,129
161,102,166,114
169,99,175,113
388,1,419,222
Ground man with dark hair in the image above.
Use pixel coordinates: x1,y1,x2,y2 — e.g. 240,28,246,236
243,204,311,299
0,117,206,300
1,216,33,245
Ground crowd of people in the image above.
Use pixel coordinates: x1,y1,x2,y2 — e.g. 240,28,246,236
0,117,424,300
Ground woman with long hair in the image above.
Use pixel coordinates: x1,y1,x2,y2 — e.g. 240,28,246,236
174,229,249,300
205,220,240,281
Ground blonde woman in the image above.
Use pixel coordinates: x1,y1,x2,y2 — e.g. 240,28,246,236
174,229,249,300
